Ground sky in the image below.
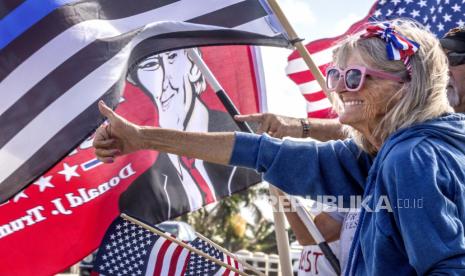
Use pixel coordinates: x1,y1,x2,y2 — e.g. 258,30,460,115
261,0,375,117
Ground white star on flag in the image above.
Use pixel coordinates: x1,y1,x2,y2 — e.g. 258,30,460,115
58,163,80,182
33,175,55,192
13,191,28,203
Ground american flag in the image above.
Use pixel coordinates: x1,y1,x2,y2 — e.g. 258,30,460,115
93,217,243,276
0,0,291,203
185,239,243,276
286,0,464,118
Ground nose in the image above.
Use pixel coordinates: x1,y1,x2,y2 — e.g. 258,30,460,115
162,71,170,91
334,75,348,94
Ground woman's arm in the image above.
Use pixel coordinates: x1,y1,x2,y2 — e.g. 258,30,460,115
93,101,235,165
383,142,465,274
230,132,369,201
94,101,369,201
235,113,346,141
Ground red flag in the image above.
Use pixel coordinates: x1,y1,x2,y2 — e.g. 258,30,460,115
0,45,261,276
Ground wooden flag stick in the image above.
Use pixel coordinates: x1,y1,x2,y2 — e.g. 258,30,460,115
121,214,249,276
187,48,294,276
195,231,267,276
267,0,331,100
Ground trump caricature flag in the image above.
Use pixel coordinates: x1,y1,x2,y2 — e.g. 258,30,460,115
0,0,290,203
0,44,264,275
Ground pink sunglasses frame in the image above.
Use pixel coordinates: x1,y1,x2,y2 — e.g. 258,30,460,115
325,65,406,92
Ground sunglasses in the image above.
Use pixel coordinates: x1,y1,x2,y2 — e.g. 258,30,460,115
325,65,406,92
447,52,465,67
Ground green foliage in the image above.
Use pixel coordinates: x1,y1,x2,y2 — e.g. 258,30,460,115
179,185,281,254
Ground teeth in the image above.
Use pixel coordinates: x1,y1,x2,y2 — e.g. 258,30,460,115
344,100,363,106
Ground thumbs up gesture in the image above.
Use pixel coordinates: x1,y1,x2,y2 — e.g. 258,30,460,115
93,101,143,163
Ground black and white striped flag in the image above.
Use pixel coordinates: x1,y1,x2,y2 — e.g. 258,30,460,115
0,0,291,202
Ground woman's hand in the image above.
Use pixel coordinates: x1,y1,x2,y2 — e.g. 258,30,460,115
235,113,303,138
93,101,143,163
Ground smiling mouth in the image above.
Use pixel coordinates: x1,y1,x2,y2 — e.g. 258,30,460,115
344,100,364,106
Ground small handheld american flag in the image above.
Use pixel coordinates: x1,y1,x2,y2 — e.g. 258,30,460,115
93,217,243,276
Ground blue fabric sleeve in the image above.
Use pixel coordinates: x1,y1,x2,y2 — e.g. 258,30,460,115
229,132,370,203
382,141,465,275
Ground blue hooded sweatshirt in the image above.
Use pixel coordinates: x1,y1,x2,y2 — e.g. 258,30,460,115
230,113,465,275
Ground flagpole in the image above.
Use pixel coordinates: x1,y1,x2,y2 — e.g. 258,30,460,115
268,185,294,276
266,0,331,100
186,48,254,133
195,231,267,276
264,1,342,274
289,196,341,275
187,48,294,276
121,214,249,276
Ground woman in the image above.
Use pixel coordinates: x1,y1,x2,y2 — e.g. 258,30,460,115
94,19,465,275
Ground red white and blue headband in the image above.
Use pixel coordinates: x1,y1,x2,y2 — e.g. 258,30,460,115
361,22,419,78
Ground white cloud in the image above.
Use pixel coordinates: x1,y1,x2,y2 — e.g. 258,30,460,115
332,13,365,36
260,46,307,116
278,0,317,40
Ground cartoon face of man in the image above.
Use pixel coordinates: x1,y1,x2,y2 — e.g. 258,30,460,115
135,50,197,130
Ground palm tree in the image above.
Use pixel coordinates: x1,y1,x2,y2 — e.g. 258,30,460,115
180,183,286,254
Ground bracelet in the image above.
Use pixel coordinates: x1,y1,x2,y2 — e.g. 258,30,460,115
300,118,310,138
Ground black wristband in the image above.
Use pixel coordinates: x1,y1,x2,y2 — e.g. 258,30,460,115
300,118,310,138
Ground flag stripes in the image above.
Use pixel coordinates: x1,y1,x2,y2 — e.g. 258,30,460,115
0,0,270,81
0,0,290,202
0,0,25,19
285,8,372,118
216,255,242,276
146,236,190,276
0,0,174,51
0,30,138,148
188,0,266,27
0,83,122,202
94,217,245,276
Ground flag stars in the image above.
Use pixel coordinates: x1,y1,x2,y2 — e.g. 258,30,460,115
391,0,401,5
458,20,465,27
33,175,55,192
410,9,420,18
58,163,80,182
386,9,393,16
443,13,452,22
13,191,28,202
418,0,427,7
438,22,445,31
430,6,436,14
423,15,428,23
396,7,406,15
452,3,461,12
405,0,413,3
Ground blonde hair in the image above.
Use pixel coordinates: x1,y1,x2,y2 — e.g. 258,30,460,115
330,19,453,154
